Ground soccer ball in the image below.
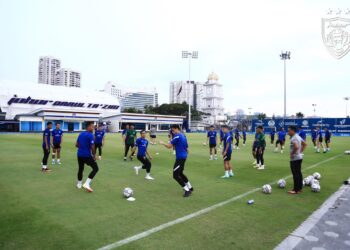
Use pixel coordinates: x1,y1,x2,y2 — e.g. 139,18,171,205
313,172,321,180
303,176,314,186
262,184,272,194
123,187,134,198
277,179,286,188
312,179,320,185
311,182,321,192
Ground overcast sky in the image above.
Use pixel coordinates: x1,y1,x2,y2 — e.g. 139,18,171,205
0,0,349,117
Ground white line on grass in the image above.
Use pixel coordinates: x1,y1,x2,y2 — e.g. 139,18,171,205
98,154,342,250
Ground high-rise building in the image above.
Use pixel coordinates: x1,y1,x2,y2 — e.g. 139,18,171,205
169,81,204,110
55,68,81,88
169,72,225,124
38,56,61,85
104,81,123,99
121,91,158,112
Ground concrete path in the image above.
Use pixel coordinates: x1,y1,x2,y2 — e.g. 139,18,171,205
275,179,350,250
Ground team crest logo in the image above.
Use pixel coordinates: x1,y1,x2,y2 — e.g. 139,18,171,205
340,119,346,125
268,120,275,127
302,120,309,126
322,9,350,59
279,121,284,127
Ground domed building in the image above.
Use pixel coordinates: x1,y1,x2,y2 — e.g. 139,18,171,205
201,72,225,124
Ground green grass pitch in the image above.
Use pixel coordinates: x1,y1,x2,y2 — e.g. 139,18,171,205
0,133,349,250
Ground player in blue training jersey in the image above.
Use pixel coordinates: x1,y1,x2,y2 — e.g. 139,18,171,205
298,126,306,142
252,128,259,165
221,125,234,178
311,128,318,150
132,130,154,180
242,127,247,146
160,124,193,198
76,121,99,192
275,128,286,153
316,127,326,153
233,127,242,149
324,127,331,152
219,129,224,148
41,121,53,172
51,122,63,165
270,128,276,145
94,124,105,160
206,125,218,160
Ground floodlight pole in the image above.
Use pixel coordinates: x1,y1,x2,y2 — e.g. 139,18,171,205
280,51,290,120
182,51,198,131
312,104,317,117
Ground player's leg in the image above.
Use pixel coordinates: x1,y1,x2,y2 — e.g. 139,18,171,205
209,145,213,160
56,147,61,164
42,148,50,171
222,160,230,178
275,140,279,152
83,157,99,192
295,159,303,192
236,137,239,149
255,147,261,168
257,147,265,170
228,155,234,176
77,157,84,188
173,160,191,197
214,146,217,160
144,158,154,180
289,160,298,193
252,145,257,165
52,147,56,165
280,141,285,153
124,144,130,159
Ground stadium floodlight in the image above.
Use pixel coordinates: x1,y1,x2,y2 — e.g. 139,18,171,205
344,97,350,117
181,50,199,131
312,104,317,117
280,51,291,119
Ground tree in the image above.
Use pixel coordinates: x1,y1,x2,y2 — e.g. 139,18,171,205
296,112,304,118
142,103,205,121
257,113,266,120
122,107,143,113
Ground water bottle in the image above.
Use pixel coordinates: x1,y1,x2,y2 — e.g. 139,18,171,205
247,199,254,205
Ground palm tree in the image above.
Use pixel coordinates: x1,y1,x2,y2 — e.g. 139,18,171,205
296,112,304,118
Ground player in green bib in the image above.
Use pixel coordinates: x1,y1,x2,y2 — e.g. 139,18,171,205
124,124,137,161
255,125,266,170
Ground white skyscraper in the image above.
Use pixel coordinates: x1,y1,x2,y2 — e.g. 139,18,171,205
169,81,204,110
121,91,158,111
38,56,61,85
55,68,81,88
104,81,123,99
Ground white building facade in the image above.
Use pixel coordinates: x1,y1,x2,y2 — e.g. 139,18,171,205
169,72,225,124
55,68,81,87
120,91,158,111
103,81,123,99
38,56,61,85
201,72,225,124
0,81,119,132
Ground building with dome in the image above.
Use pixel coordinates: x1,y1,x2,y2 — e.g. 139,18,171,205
169,72,225,125
201,72,225,124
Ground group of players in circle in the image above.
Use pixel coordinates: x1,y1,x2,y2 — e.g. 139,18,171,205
40,120,332,197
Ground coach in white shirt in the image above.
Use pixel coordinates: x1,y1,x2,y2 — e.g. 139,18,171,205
287,125,307,195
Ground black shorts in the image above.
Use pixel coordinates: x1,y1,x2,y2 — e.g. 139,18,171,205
325,137,330,143
77,156,96,167
209,143,217,148
223,153,232,161
252,142,258,151
150,135,156,139
95,143,102,147
53,143,61,149
174,159,186,171
319,137,323,143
